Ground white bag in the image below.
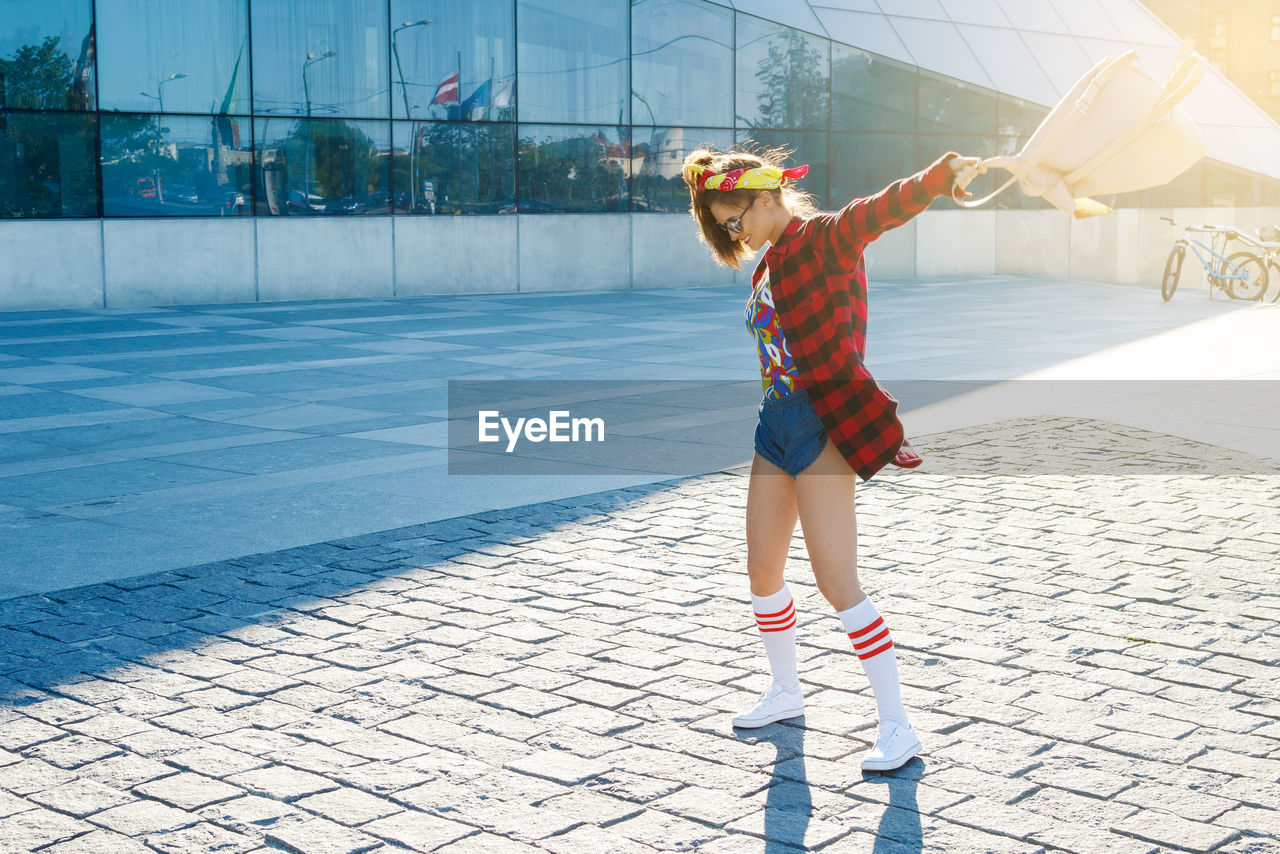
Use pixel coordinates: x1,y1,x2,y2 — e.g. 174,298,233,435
961,40,1207,218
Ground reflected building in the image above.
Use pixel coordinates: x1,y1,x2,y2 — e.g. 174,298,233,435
1,0,1279,308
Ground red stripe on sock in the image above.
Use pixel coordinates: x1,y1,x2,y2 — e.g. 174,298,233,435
851,627,890,651
759,616,796,632
754,601,794,619
846,616,884,640
756,604,794,629
857,640,894,660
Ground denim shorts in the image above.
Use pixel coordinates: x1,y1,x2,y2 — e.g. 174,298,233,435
754,387,829,477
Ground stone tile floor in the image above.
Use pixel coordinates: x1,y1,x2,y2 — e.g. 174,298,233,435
1,416,1277,853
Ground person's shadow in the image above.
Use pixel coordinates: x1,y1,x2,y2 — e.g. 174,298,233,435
739,720,925,853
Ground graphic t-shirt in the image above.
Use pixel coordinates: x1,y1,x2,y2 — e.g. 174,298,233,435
745,270,800,399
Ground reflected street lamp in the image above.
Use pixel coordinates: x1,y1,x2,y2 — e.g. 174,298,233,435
302,50,338,209
302,50,338,117
140,71,187,113
392,20,432,213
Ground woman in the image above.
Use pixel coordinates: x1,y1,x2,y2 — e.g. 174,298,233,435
682,147,984,771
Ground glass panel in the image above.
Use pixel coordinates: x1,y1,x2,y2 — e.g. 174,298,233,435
0,0,95,110
938,0,1010,27
736,16,830,130
995,0,1067,33
389,0,514,121
1047,0,1121,40
253,117,390,215
1203,163,1266,208
630,126,733,212
96,0,249,115
997,95,1048,137
954,24,1058,107
631,0,733,128
516,0,628,125
831,43,915,133
735,128,828,208
816,10,914,66
828,132,914,205
101,114,252,216
516,124,629,212
0,111,98,217
730,0,830,39
1141,162,1202,207
250,0,389,118
886,17,992,89
916,134,998,208
917,70,997,135
392,121,514,214
1016,31,1093,95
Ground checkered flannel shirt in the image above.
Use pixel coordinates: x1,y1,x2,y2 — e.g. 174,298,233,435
756,151,959,481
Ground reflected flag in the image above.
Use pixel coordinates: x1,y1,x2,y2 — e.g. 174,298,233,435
432,71,459,105
492,76,515,108
460,79,491,120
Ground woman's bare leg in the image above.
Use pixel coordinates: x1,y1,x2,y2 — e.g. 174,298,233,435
745,452,799,595
793,440,863,610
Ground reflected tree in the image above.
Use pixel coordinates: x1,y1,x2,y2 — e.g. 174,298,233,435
518,131,626,212
281,120,380,206
0,36,88,110
752,30,826,129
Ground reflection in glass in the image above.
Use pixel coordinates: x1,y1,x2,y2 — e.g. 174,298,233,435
0,0,96,110
736,15,829,130
735,128,827,209
101,114,252,217
832,44,915,133
392,122,514,214
517,124,629,212
631,127,732,212
829,133,914,205
631,0,732,128
254,117,390,215
997,95,1049,137
1140,162,1202,207
918,71,997,135
251,0,389,118
517,0,628,124
96,0,249,115
0,111,99,217
389,0,514,120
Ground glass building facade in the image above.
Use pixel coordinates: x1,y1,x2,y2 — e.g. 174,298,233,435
3,0,1280,222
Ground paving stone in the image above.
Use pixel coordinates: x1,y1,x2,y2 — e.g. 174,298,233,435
0,806,96,848
504,749,610,786
40,828,154,853
226,766,340,802
1112,809,1242,852
195,793,309,837
26,778,133,818
266,817,384,854
293,786,403,825
143,821,262,853
0,757,78,795
87,798,200,835
360,809,477,851
134,772,245,810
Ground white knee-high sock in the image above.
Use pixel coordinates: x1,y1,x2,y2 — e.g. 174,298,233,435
751,583,799,691
836,597,910,728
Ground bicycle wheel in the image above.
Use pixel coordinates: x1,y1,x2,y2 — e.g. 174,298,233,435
1219,251,1268,301
1161,244,1185,301
1269,260,1280,304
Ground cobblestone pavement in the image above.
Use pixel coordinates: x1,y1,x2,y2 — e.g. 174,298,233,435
1,417,1278,853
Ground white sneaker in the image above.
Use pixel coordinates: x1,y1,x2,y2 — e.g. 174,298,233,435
861,721,922,771
732,682,804,728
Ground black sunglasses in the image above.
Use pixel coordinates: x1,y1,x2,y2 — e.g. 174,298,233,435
717,195,758,235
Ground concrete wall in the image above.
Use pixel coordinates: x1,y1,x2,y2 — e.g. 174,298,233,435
3,207,1278,311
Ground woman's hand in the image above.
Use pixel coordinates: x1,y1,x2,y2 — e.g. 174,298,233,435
949,155,988,196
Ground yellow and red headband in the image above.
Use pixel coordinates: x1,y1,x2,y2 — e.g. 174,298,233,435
685,163,809,192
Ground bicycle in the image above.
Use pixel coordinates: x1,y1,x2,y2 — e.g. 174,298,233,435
1223,224,1280,304
1159,216,1268,302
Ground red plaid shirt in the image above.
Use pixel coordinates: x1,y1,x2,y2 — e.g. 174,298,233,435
755,152,958,481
